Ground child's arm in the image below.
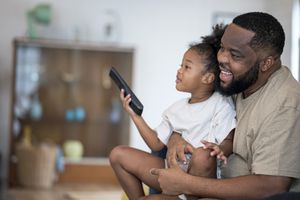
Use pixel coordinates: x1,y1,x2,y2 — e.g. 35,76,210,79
120,89,165,151
201,129,235,164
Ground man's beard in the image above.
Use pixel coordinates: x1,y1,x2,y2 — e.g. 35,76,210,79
216,62,260,96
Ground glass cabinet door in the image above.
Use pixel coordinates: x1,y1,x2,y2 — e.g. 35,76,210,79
11,38,134,157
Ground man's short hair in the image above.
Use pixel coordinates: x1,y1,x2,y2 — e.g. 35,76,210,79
233,12,285,57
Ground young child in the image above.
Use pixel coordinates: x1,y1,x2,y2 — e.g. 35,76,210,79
109,24,236,200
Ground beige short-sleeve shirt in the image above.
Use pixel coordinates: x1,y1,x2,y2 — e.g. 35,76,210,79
221,66,300,191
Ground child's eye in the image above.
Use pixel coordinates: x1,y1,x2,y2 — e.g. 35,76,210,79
180,63,191,70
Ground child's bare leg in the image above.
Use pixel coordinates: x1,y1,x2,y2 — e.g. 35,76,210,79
109,145,165,199
188,147,216,178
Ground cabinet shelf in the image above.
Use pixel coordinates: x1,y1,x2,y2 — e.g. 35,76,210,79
14,37,134,53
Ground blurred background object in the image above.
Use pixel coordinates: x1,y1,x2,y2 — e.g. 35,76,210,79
63,140,83,161
26,3,52,38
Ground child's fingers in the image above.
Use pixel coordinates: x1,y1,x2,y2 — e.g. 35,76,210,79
124,93,131,101
201,140,226,161
120,89,131,100
201,140,209,148
208,145,222,157
201,140,216,150
223,156,228,165
210,149,219,156
215,150,227,164
122,93,131,107
120,89,124,100
216,151,224,158
124,96,131,106
219,155,227,164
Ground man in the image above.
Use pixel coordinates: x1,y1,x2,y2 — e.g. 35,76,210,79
148,12,300,200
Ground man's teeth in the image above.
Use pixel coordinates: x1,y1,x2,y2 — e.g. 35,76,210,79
221,70,232,75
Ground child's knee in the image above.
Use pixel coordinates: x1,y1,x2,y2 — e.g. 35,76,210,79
189,147,216,176
109,145,128,165
192,148,215,163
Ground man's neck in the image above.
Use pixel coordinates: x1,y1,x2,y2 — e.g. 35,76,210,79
243,63,281,98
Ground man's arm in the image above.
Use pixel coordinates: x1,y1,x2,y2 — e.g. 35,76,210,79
151,156,292,200
218,129,234,157
183,173,292,200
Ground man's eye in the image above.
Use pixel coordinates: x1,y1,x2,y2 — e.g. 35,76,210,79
232,54,241,59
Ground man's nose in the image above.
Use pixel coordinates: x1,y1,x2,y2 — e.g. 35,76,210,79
217,50,229,64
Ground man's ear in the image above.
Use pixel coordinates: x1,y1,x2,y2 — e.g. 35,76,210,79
202,72,215,84
260,56,275,72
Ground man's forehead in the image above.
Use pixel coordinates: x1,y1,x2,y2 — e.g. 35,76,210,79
222,23,255,48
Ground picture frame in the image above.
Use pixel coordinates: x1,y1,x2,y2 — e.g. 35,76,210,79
212,12,238,25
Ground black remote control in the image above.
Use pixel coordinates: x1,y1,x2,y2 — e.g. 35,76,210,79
109,67,144,116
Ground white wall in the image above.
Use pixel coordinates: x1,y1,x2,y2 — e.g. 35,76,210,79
0,0,295,180
264,0,294,68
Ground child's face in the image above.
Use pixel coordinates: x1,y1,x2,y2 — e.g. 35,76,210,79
176,49,208,93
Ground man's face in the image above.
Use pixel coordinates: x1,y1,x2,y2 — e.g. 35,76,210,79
217,23,259,96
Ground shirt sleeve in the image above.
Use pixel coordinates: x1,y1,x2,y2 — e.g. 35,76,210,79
208,102,236,144
252,107,300,178
155,112,173,145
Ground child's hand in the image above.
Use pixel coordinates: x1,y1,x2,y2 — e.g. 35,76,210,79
120,89,137,117
201,140,228,164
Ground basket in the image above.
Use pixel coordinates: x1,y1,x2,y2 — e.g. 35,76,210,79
15,143,57,189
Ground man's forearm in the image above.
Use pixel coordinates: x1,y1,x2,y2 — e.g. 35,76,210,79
182,174,292,200
219,130,234,157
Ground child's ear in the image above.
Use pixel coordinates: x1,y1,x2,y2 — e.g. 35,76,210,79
201,72,215,84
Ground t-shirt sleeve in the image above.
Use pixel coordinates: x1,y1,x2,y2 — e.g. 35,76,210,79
208,102,236,144
155,111,173,145
251,107,300,178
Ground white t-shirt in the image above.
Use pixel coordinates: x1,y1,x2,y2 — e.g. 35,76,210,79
155,92,236,148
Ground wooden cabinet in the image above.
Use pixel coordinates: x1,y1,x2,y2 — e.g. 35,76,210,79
10,37,134,158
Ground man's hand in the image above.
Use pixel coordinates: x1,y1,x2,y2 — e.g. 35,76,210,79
150,153,188,195
166,132,194,166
